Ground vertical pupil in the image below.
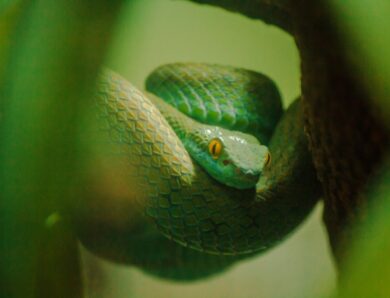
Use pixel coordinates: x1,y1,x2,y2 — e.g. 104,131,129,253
212,143,217,155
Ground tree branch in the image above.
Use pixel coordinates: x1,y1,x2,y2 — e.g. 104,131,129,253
187,0,293,33
290,0,389,265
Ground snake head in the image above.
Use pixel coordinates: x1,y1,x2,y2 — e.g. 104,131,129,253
186,125,270,189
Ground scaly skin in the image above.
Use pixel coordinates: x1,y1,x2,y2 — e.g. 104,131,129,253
76,66,320,280
146,63,283,145
146,91,270,189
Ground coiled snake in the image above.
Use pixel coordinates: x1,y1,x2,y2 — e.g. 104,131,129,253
75,63,321,280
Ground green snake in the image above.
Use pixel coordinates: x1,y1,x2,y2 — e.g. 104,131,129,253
75,63,320,280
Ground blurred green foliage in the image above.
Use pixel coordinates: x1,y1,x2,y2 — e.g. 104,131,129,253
338,163,390,297
331,0,390,125
0,1,123,297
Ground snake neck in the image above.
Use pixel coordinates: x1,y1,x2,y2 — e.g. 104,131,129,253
146,91,211,171
146,91,196,141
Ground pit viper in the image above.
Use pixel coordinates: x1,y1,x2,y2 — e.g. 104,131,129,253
75,63,321,281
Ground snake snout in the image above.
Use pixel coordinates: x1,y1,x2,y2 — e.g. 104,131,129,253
238,168,260,183
247,171,260,180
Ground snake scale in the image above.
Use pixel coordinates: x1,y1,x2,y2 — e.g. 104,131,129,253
74,63,321,280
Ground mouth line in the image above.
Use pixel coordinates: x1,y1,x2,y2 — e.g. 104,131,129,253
233,166,260,178
239,171,260,182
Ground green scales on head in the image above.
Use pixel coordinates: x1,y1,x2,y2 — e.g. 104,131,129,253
145,63,282,189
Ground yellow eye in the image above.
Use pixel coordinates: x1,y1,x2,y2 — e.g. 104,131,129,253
208,138,223,159
264,152,271,166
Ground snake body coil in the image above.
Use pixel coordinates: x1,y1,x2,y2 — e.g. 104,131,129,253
75,64,321,280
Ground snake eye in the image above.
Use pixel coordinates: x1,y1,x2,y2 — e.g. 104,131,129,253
264,152,271,166
208,138,223,159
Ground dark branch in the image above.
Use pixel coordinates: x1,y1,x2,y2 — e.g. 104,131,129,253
187,0,293,34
